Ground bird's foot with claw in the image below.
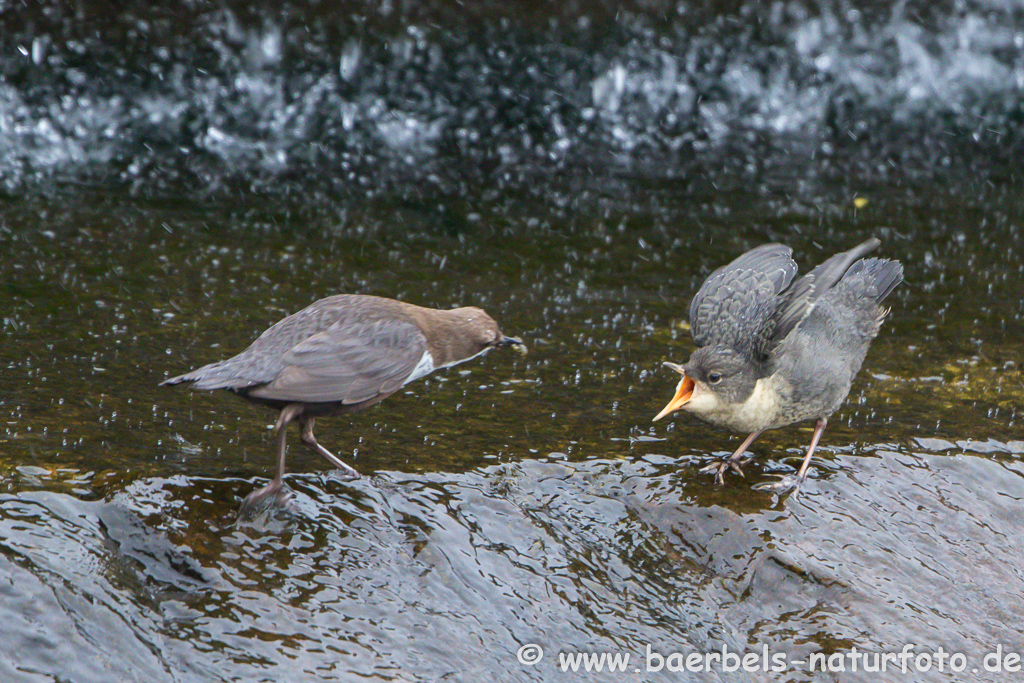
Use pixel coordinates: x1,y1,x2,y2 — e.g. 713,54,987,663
699,458,747,485
752,474,805,494
237,480,298,524
335,468,362,483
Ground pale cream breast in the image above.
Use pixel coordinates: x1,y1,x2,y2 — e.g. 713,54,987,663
686,376,785,433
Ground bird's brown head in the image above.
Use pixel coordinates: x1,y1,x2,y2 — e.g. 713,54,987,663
437,307,525,364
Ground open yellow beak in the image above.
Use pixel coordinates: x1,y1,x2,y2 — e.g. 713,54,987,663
653,362,695,422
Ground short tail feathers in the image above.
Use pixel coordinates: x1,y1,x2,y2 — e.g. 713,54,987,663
842,257,904,303
160,358,256,391
764,238,881,351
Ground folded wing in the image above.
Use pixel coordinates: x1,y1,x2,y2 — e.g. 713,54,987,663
246,318,427,404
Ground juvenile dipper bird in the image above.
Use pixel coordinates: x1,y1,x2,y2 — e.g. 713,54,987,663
162,294,524,515
653,238,902,490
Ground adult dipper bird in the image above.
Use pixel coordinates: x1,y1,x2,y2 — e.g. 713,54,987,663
652,238,902,490
162,294,523,515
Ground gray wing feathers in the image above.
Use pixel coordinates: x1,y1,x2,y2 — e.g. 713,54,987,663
689,243,797,349
247,318,426,403
160,301,351,390
762,238,882,354
159,316,338,391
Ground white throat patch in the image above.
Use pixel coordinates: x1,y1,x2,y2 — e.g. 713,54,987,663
687,377,781,433
404,346,493,385
405,350,436,384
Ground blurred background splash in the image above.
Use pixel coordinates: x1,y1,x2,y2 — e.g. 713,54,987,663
1,0,1020,204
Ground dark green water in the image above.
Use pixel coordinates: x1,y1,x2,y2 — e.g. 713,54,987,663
1,179,1023,682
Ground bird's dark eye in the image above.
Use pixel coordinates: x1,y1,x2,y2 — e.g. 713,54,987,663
708,372,722,384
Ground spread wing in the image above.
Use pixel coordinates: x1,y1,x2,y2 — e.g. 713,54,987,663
758,238,881,357
689,243,797,352
246,317,427,404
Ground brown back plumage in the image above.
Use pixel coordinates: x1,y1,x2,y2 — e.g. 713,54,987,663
161,295,505,408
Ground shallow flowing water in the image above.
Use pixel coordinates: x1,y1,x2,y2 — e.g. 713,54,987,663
3,185,1023,683
2,1,1024,682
